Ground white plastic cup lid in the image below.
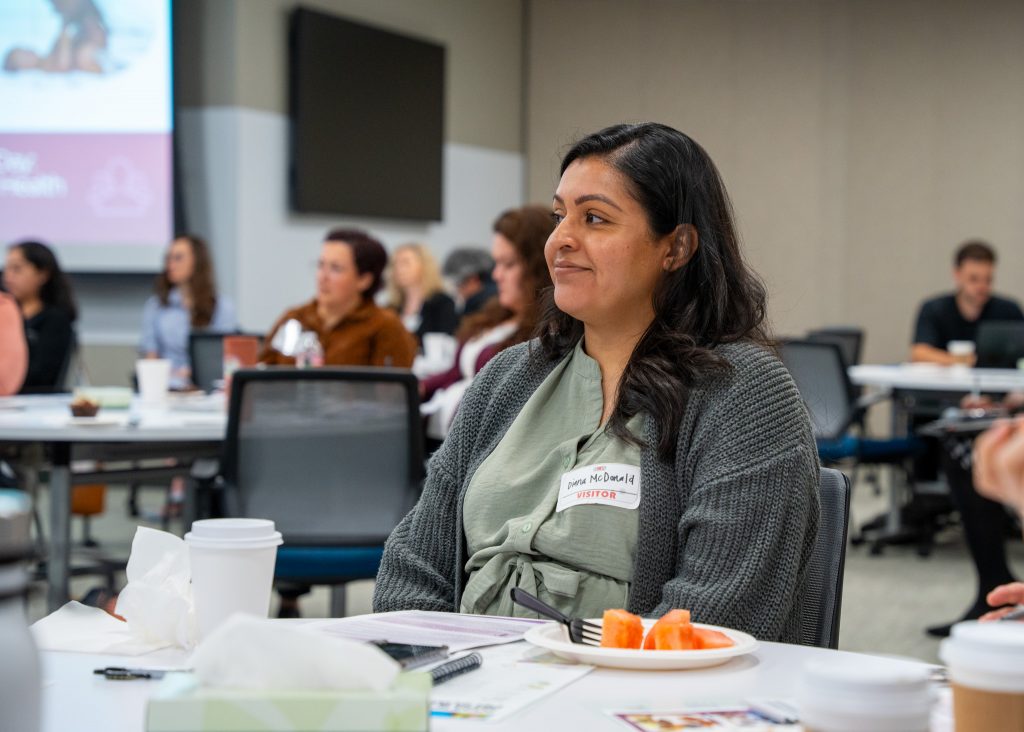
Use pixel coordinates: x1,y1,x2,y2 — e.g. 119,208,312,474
940,621,1024,690
797,656,932,718
185,518,283,550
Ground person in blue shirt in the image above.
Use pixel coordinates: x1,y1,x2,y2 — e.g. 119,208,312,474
139,235,236,389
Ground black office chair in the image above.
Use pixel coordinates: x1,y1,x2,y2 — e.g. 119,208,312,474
800,468,850,649
211,367,424,616
188,332,264,392
806,327,863,371
778,339,947,556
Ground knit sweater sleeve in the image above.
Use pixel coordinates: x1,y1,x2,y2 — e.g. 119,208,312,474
651,344,820,642
372,456,462,612
373,343,551,613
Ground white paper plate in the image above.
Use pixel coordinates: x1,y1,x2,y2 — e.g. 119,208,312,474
523,619,758,670
66,416,123,427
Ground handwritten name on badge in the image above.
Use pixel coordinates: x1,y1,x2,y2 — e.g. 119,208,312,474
556,463,641,513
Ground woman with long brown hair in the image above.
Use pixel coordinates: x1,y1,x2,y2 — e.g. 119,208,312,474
420,205,555,440
140,235,236,388
376,124,818,643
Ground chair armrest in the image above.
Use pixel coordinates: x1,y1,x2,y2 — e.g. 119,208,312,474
855,391,890,411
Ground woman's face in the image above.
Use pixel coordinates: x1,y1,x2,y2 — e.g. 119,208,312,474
546,157,676,329
2,248,48,304
392,248,423,291
165,239,195,286
316,241,372,310
492,233,525,314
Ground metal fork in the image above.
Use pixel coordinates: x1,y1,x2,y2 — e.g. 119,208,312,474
510,587,602,646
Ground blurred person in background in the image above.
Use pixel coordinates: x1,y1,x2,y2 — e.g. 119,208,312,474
3,240,77,393
420,206,555,444
911,241,1023,365
261,228,416,368
0,292,27,396
385,243,457,343
139,235,237,389
442,247,497,318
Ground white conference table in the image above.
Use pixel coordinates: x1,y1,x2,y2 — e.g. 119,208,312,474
849,363,1024,394
41,632,931,732
0,393,226,611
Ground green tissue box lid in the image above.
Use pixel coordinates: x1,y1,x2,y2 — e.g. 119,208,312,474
146,672,431,732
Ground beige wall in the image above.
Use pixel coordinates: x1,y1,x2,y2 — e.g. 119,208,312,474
176,0,525,152
526,0,1024,363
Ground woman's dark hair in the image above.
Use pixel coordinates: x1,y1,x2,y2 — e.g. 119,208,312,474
457,205,554,350
324,227,388,300
8,240,78,322
538,122,769,459
155,234,218,327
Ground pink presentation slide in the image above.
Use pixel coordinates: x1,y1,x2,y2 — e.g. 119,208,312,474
0,133,171,244
0,0,172,267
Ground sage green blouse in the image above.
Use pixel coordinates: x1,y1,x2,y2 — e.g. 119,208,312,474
460,339,644,618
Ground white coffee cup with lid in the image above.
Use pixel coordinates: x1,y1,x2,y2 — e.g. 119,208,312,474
185,518,283,639
940,620,1024,732
796,656,932,732
947,340,975,369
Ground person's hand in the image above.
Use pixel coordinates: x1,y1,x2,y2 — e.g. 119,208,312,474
980,582,1024,621
960,394,994,410
1004,391,1024,412
973,417,1024,519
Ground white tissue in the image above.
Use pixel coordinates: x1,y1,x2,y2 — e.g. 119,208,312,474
114,526,197,649
31,601,168,655
191,615,401,691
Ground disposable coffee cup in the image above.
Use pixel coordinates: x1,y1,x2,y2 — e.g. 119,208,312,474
185,518,283,639
796,656,932,732
947,340,975,368
135,358,171,404
940,621,1024,732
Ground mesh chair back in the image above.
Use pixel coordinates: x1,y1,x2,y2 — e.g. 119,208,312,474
807,327,863,368
223,368,423,546
189,333,226,393
779,340,855,441
190,332,263,392
800,468,850,648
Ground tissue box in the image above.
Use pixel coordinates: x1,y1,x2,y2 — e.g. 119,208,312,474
146,672,431,732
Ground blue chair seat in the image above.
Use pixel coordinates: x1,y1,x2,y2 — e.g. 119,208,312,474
816,436,923,463
275,545,383,582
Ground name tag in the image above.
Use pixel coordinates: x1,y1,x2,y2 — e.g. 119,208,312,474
556,462,641,513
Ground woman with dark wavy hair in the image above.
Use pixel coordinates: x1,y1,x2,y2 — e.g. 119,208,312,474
140,235,237,389
3,240,77,393
374,123,818,642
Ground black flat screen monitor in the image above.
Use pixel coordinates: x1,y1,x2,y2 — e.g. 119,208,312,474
289,8,445,220
976,320,1024,369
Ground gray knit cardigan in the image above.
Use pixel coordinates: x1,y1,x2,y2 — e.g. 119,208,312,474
373,338,820,643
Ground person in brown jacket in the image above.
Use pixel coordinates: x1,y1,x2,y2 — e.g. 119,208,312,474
261,228,416,368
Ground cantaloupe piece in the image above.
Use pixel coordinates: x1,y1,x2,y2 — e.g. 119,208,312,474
693,627,735,649
600,608,644,649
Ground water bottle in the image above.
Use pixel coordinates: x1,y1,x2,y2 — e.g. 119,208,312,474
0,490,40,732
294,331,324,369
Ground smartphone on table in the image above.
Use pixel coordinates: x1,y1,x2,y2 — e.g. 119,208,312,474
368,640,449,669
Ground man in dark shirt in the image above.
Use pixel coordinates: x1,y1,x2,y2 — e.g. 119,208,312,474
911,240,1024,364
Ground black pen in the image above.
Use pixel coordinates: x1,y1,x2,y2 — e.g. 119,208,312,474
429,652,483,686
93,667,188,680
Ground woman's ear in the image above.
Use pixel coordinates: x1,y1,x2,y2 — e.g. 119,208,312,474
356,271,375,294
663,224,698,272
